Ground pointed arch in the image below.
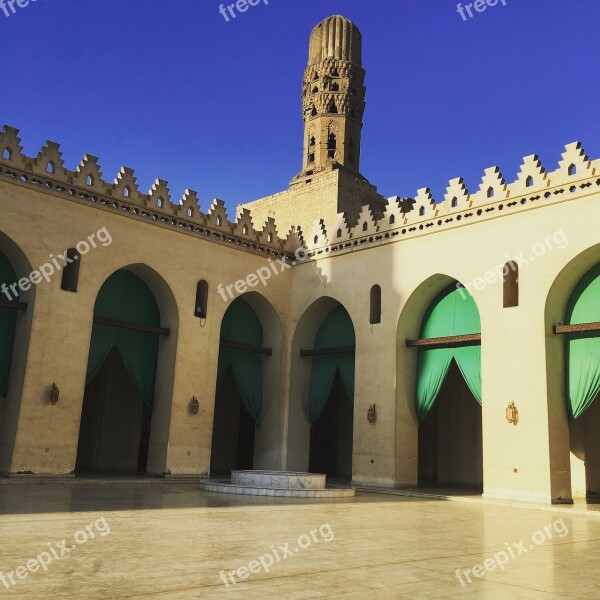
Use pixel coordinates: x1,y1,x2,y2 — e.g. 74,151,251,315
78,263,179,476
415,284,482,421
216,297,263,422
396,274,483,488
307,304,356,424
546,244,600,499
212,291,284,472
288,297,356,476
85,270,161,407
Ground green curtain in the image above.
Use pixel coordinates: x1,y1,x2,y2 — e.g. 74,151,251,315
217,298,263,424
86,270,160,408
0,252,18,397
416,285,482,422
308,305,356,424
565,263,600,421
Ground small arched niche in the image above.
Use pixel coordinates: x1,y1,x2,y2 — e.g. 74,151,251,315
195,280,209,319
370,285,382,325
503,261,519,308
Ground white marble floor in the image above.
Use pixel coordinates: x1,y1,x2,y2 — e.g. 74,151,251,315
0,481,598,599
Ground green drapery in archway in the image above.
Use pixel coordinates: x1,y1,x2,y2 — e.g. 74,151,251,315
565,263,600,421
86,270,160,408
217,298,263,424
308,305,356,425
416,285,482,422
0,252,18,397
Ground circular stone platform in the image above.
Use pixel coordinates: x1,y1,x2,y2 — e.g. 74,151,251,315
199,470,355,498
232,470,326,490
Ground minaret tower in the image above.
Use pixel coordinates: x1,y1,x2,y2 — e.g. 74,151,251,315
298,15,366,177
241,15,386,233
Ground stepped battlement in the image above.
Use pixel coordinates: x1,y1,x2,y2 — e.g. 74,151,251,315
0,125,302,260
297,142,599,258
3,125,597,266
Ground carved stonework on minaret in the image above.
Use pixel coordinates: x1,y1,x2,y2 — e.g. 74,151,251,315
296,15,366,178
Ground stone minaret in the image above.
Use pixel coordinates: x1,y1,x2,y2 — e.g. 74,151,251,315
240,15,386,233
298,15,366,176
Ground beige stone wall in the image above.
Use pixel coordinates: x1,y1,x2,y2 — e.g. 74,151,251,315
1,133,600,506
0,172,294,477
238,168,341,238
239,165,387,237
286,164,600,502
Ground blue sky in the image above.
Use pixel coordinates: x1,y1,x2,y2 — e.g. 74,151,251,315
1,0,598,219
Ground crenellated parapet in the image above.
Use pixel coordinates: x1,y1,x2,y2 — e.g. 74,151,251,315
297,142,600,257
3,125,597,265
0,125,302,259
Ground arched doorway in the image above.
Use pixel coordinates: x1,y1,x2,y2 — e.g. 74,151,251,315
210,297,265,475
560,263,600,498
413,284,483,489
306,305,355,480
76,270,165,474
0,234,35,474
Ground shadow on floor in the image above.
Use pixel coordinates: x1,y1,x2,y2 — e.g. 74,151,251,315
0,479,427,516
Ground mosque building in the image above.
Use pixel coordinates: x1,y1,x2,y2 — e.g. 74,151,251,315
0,15,598,504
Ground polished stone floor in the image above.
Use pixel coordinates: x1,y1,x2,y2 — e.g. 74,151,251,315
0,480,598,599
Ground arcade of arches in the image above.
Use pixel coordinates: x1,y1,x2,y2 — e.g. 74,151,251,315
1,9,599,512
0,232,599,504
